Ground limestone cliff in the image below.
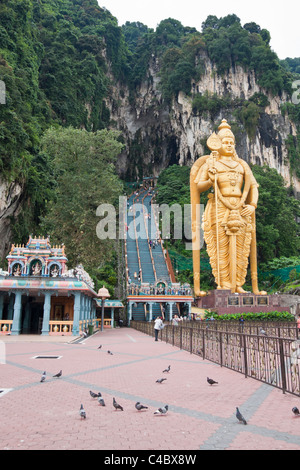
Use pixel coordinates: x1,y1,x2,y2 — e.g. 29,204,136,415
0,178,24,259
106,53,299,196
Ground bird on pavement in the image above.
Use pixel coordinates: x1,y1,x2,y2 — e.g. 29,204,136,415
154,405,168,415
292,407,300,416
113,397,123,411
107,350,113,355
98,345,102,349
79,404,86,419
135,402,148,411
163,365,171,373
53,370,62,378
156,378,167,384
98,397,106,406
90,390,102,398
236,407,247,425
207,377,218,385
40,371,46,383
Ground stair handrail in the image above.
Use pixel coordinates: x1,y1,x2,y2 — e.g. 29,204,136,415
124,189,136,285
142,191,157,283
132,190,143,283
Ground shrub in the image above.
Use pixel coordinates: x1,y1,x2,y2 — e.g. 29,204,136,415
204,311,295,321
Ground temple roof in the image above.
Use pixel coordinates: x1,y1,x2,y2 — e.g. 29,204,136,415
7,235,67,260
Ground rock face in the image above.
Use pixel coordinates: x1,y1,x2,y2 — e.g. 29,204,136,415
107,54,299,196
0,178,24,259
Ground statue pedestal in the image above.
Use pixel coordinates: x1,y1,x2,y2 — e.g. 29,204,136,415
196,289,294,315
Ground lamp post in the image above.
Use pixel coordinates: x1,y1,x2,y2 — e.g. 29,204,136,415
98,286,110,332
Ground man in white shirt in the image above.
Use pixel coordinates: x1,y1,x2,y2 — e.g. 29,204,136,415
154,317,163,341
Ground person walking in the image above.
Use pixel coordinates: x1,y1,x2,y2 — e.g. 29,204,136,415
154,316,164,341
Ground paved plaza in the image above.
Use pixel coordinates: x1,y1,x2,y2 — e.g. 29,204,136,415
1,327,300,451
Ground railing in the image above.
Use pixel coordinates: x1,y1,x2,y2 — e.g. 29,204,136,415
49,321,73,335
188,320,299,338
95,319,112,329
0,320,13,334
79,319,112,331
131,321,300,396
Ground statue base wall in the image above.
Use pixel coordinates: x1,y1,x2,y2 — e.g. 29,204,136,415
196,290,299,316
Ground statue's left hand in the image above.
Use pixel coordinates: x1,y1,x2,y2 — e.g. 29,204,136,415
241,205,255,217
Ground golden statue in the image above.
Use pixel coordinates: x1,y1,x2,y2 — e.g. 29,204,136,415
190,119,266,296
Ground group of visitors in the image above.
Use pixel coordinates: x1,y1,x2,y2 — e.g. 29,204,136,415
149,239,159,249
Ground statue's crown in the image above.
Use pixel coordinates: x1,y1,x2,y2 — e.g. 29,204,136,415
217,119,235,140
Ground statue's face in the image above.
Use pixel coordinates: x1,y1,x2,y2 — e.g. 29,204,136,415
221,137,235,156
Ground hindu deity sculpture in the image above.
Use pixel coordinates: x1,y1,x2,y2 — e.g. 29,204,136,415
190,119,266,296
32,262,42,276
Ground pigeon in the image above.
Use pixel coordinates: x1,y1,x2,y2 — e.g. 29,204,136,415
98,397,106,406
79,404,86,419
154,405,168,415
113,397,123,411
236,407,247,425
135,402,148,411
90,390,102,398
163,365,171,373
107,350,113,355
156,378,167,383
292,407,300,416
207,377,218,386
260,328,267,336
53,370,62,378
40,371,46,383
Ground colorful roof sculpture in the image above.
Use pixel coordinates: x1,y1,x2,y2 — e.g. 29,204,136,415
6,235,68,278
2,236,97,296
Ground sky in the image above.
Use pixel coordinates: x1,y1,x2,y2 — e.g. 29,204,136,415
98,0,299,60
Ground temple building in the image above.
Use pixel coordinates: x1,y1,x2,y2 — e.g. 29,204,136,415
0,236,119,336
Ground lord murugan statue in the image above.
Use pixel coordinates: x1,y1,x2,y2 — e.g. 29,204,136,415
190,119,266,296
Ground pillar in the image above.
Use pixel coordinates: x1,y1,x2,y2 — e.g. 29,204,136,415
168,302,174,321
73,292,81,336
41,292,52,335
187,302,192,320
128,302,132,326
0,294,4,320
88,297,92,322
11,292,22,335
148,303,153,322
81,295,86,330
85,296,88,324
111,308,114,328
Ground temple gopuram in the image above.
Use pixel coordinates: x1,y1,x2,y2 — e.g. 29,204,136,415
0,236,122,336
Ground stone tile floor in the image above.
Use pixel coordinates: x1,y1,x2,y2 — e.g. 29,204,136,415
0,327,300,451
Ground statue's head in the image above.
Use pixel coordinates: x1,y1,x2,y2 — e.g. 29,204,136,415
218,119,235,156
207,119,238,159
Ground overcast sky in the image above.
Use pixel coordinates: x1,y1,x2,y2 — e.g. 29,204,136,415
98,0,299,60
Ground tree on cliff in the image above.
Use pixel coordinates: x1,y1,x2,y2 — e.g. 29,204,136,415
39,126,124,272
